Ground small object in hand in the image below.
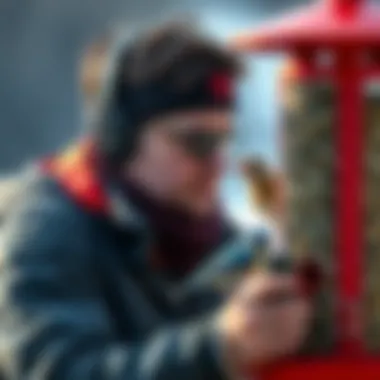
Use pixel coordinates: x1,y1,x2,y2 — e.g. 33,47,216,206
264,255,323,298
296,258,324,297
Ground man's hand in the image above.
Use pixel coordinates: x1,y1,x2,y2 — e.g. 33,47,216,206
216,271,312,373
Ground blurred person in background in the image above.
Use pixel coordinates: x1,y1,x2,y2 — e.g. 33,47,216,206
0,23,311,380
81,35,112,116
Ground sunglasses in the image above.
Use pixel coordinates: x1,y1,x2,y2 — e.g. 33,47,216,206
168,129,231,159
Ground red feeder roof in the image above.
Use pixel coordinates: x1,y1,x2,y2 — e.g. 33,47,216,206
232,0,380,52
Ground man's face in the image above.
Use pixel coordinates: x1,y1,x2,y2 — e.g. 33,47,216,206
127,110,232,215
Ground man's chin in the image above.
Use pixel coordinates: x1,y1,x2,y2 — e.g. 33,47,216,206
173,185,219,216
187,197,218,217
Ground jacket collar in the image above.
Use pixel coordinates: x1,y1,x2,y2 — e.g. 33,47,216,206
41,140,145,230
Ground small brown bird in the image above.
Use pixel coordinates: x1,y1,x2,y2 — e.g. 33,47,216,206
241,158,323,297
242,157,285,221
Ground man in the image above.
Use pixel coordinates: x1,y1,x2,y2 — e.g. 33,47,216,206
0,24,311,380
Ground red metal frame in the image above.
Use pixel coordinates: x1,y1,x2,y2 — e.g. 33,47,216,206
232,0,380,378
260,357,380,380
335,50,364,354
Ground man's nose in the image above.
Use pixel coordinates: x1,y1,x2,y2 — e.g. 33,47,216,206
202,150,226,173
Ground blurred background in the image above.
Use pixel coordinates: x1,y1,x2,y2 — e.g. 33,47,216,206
0,0,311,225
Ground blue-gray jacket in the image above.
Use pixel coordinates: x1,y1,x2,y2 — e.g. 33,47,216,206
0,171,265,380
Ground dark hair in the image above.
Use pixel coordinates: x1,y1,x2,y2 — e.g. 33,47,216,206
95,22,242,166
121,22,242,88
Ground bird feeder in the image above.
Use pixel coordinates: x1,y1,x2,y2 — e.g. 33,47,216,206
232,0,380,378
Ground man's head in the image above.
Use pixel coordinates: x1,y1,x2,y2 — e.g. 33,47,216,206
95,23,242,215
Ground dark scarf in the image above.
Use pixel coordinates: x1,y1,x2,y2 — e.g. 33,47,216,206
123,181,225,278
42,140,225,278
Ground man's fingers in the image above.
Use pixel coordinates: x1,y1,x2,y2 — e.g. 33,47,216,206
236,272,299,303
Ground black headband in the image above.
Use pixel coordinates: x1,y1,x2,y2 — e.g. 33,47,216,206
119,72,235,127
